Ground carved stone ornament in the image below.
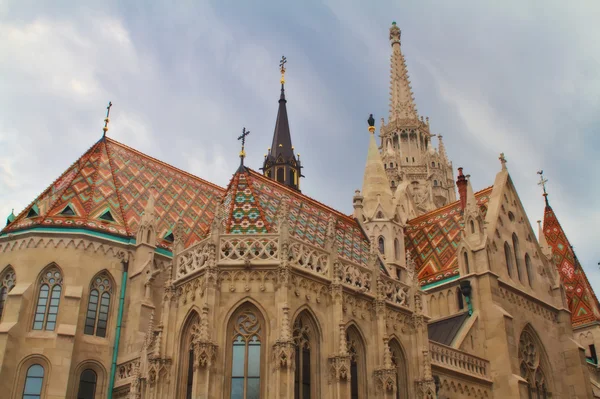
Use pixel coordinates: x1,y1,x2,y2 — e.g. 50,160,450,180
328,354,351,383
374,368,397,392
193,341,218,369
272,340,296,370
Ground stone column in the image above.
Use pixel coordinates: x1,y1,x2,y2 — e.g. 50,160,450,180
192,304,218,399
328,324,351,399
272,305,295,399
374,337,397,399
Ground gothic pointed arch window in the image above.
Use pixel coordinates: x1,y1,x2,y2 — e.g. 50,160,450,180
378,236,385,255
32,265,63,331
457,287,465,311
504,242,514,279
227,305,264,399
463,251,470,274
0,265,16,321
346,325,366,399
389,339,409,399
293,311,320,399
84,272,113,337
277,168,285,184
519,329,552,398
178,311,200,399
525,253,534,287
512,233,523,283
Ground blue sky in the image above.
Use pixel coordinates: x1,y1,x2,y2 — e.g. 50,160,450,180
1,1,599,288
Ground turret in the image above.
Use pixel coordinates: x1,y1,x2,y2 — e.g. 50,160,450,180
262,56,303,190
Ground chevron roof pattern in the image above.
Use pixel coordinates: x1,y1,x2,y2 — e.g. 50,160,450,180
223,169,373,268
2,137,225,250
542,204,600,327
405,187,493,286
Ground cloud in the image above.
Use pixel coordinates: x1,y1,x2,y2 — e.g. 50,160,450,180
1,0,599,293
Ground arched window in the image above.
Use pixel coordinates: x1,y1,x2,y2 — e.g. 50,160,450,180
276,168,285,184
504,242,514,279
433,180,438,186
179,311,200,399
463,251,470,274
32,266,62,331
378,236,385,255
394,239,401,261
22,364,44,398
389,339,409,399
469,220,475,234
229,307,263,399
0,266,16,321
84,273,113,337
512,233,523,283
525,253,534,287
519,329,552,398
290,169,296,189
431,162,435,167
346,326,366,399
457,287,464,310
293,312,319,399
76,369,97,399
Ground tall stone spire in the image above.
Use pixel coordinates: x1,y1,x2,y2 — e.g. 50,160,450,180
388,22,418,122
362,114,393,219
379,22,456,213
262,55,303,190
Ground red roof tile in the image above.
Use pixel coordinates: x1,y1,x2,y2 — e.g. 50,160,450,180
542,205,600,327
3,138,225,250
405,187,493,285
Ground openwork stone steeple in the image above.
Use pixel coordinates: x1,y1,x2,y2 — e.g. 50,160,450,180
379,22,456,214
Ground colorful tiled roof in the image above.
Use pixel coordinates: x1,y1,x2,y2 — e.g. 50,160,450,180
2,137,225,250
405,187,493,285
542,204,600,327
222,169,372,268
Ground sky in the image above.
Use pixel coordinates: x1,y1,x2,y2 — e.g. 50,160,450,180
1,1,599,288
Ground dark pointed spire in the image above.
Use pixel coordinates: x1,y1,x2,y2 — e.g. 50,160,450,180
262,55,303,190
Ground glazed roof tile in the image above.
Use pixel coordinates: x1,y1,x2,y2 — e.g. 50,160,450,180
405,187,493,285
542,205,600,327
3,138,225,250
222,169,372,268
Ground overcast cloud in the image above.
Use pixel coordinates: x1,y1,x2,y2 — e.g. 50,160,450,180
1,1,599,289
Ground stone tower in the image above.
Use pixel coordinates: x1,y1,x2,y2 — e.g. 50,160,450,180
380,22,456,215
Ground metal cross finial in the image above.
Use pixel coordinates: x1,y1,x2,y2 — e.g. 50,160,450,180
279,55,287,84
238,127,250,165
537,170,549,205
499,153,507,170
103,101,113,137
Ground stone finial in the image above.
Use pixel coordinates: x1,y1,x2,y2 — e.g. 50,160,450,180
281,304,291,340
383,337,392,368
499,153,507,170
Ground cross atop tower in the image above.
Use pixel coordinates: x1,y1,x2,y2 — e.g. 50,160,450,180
102,101,113,137
238,127,250,166
279,55,287,84
537,170,549,205
499,153,507,170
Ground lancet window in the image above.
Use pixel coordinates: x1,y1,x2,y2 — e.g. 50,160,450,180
513,233,523,282
378,236,385,255
389,339,409,399
519,330,552,398
32,266,62,331
504,242,514,279
0,266,16,320
84,273,112,337
229,308,263,399
346,326,366,399
293,318,311,399
525,253,534,287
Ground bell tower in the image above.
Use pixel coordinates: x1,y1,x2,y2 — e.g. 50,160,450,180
379,22,456,214
262,55,303,190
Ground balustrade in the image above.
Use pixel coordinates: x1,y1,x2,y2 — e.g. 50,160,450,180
429,341,491,381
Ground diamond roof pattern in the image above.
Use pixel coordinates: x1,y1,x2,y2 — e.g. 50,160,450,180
542,205,600,327
3,138,225,250
405,187,493,285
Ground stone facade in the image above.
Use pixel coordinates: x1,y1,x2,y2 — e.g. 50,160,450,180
0,21,598,399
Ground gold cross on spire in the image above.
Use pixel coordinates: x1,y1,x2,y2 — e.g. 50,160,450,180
499,153,507,170
279,55,287,84
537,170,549,205
102,101,113,137
238,127,250,166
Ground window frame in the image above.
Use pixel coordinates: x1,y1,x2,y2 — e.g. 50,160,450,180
225,304,267,399
14,356,50,399
76,368,97,399
31,266,63,331
84,272,114,338
0,265,16,321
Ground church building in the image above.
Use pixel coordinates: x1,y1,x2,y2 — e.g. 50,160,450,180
1,21,599,399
